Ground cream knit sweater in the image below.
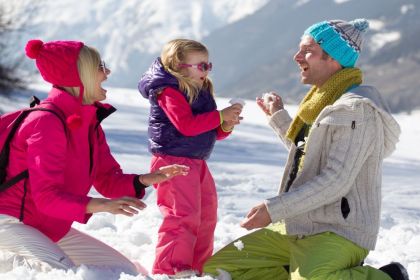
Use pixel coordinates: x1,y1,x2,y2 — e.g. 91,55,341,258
265,85,400,250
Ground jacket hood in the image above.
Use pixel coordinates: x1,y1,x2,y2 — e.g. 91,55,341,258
138,58,179,100
339,85,401,157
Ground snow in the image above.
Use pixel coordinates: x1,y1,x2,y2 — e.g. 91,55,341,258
369,31,401,53
2,0,269,76
401,4,415,15
294,0,311,8
334,0,351,4
0,84,419,279
233,240,244,251
211,0,270,23
366,19,386,31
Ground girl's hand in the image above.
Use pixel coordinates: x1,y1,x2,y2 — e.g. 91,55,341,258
256,92,284,116
87,196,146,216
221,117,243,132
220,104,242,123
221,121,234,132
139,164,190,185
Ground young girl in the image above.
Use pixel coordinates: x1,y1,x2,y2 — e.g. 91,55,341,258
138,39,242,277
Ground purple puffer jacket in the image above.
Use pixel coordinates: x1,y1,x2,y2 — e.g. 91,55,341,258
138,58,217,160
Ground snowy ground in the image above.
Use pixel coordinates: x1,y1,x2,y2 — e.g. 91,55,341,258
0,85,419,279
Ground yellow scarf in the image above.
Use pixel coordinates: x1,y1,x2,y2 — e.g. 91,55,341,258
286,68,363,143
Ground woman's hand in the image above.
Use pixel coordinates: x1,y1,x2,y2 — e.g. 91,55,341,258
139,164,190,185
256,92,284,116
86,196,146,216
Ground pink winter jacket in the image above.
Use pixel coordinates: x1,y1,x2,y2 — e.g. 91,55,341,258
0,87,144,242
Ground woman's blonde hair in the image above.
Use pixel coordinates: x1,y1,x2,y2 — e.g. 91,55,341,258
161,39,214,104
63,45,101,104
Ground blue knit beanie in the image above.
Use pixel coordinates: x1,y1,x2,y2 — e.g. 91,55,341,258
304,19,369,67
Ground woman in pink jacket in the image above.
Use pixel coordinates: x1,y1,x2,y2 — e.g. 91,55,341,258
0,40,188,275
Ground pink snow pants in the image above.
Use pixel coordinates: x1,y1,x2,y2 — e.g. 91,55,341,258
150,154,218,275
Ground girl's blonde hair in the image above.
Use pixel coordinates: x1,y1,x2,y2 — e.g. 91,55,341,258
63,45,101,104
161,39,214,104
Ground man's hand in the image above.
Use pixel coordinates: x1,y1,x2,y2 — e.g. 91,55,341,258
256,92,284,116
240,202,272,230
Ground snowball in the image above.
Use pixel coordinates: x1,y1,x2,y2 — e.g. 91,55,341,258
229,98,245,107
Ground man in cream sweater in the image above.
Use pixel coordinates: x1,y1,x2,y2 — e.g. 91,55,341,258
204,19,408,280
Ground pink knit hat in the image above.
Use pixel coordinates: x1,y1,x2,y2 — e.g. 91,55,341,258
25,39,85,130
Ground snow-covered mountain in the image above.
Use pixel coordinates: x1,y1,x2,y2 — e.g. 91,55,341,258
2,0,269,89
2,0,419,112
203,0,420,112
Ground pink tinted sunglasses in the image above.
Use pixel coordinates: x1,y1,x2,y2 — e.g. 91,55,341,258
99,60,108,73
178,62,213,72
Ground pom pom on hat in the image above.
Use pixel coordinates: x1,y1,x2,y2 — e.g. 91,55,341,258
25,39,86,130
66,113,83,130
25,39,44,59
350,18,369,32
304,18,370,67
24,39,84,87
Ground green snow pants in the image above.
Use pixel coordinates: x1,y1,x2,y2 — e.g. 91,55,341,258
203,224,391,280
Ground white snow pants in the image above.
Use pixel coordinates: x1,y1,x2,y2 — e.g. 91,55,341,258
0,214,138,274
